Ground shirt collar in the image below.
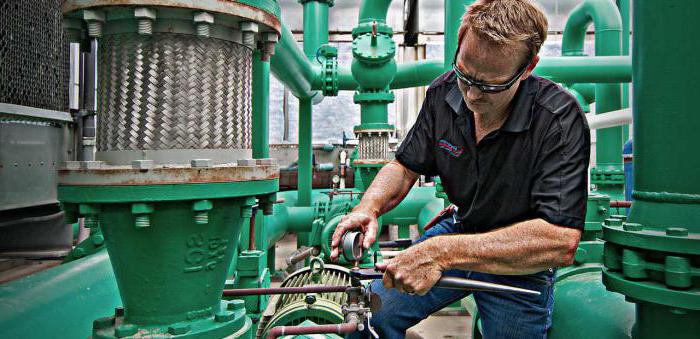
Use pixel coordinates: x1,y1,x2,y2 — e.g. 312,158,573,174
444,72,540,133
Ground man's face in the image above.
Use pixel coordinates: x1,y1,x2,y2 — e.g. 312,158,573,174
455,30,535,117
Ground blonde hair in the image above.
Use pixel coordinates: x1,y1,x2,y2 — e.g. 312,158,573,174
457,0,548,61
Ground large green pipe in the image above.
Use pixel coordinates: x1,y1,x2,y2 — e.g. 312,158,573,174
0,250,120,339
298,98,313,207
335,56,630,92
270,23,320,100
252,51,270,159
562,0,623,179
444,0,475,70
358,0,392,23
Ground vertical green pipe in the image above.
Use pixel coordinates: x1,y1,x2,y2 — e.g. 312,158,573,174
252,51,270,159
301,1,330,58
612,2,700,337
444,0,475,71
617,0,631,140
296,0,330,208
298,98,313,207
358,0,393,23
562,0,623,199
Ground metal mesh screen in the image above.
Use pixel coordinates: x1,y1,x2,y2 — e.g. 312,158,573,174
358,132,390,160
0,0,68,111
97,33,253,151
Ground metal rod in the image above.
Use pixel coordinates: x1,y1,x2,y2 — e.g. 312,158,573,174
286,246,315,266
435,276,540,296
610,200,632,208
222,285,347,297
267,322,357,339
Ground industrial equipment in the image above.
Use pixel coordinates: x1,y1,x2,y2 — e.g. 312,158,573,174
1,0,696,338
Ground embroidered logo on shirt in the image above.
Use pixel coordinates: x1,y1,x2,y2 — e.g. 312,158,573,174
436,139,464,158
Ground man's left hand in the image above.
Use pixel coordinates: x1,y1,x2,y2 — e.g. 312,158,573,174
375,240,444,296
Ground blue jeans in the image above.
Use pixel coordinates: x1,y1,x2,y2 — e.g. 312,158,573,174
350,216,556,339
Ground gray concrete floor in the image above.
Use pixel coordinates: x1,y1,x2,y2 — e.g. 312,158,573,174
272,233,472,339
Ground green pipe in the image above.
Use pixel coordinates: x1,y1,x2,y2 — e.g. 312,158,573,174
444,0,475,70
383,186,442,226
570,83,596,104
600,2,700,337
298,98,313,206
562,0,623,179
0,250,121,339
617,0,631,140
358,0,392,23
534,56,630,83
270,22,321,100
390,59,444,89
252,51,270,159
335,56,630,92
302,1,330,59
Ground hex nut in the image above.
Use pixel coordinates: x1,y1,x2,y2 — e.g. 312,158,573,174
168,324,191,335
83,10,105,22
134,7,156,20
131,159,155,170
80,161,104,170
214,311,235,322
263,32,279,42
237,159,256,166
239,21,259,33
227,299,245,311
193,12,214,24
62,161,81,170
255,158,276,166
191,159,213,168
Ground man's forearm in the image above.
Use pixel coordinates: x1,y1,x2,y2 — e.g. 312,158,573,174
353,160,419,218
427,218,581,275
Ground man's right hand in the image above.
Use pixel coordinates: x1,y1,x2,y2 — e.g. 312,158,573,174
330,211,379,261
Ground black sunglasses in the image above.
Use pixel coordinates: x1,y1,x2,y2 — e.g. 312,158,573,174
452,47,531,94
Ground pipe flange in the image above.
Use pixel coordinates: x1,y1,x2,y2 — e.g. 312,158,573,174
318,45,339,96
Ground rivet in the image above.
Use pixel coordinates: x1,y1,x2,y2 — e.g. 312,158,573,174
666,227,688,237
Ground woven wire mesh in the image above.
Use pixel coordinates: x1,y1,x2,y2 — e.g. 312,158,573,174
0,0,68,111
97,33,252,151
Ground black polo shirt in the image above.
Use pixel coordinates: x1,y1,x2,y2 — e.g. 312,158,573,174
396,71,590,232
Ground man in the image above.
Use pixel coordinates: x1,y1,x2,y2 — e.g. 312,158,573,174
330,0,590,338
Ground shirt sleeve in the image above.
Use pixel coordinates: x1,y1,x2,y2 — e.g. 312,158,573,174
395,89,438,176
530,105,591,230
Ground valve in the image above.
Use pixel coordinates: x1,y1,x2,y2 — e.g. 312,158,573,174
317,44,339,96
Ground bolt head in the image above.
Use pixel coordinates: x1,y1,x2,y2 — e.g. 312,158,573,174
114,306,125,317
131,159,155,170
81,161,105,170
239,21,259,33
83,10,105,22
134,7,156,20
92,234,105,246
191,159,213,168
193,12,214,24
237,159,256,166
